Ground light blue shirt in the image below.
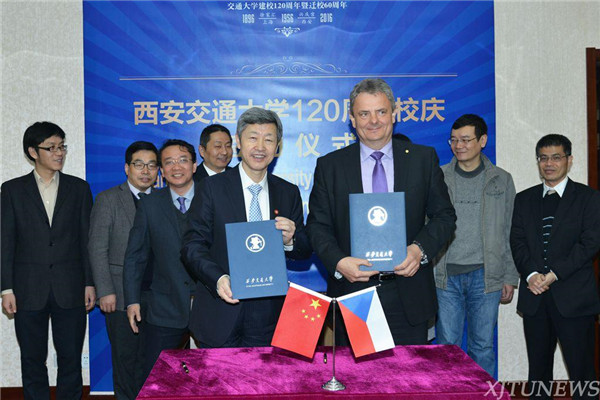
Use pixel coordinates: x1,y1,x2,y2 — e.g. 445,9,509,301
239,164,269,221
170,184,195,213
359,139,394,193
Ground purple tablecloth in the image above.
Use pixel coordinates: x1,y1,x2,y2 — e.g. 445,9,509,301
138,345,510,399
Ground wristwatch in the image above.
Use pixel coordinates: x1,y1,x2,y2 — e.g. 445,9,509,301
412,241,428,265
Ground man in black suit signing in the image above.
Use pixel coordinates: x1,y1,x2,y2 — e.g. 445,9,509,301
123,139,198,380
182,107,311,348
1,121,95,400
510,134,600,400
193,124,233,183
306,78,456,345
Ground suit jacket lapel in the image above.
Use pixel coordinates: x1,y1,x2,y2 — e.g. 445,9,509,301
267,174,280,219
392,139,410,192
158,188,181,238
52,172,71,223
345,143,363,194
117,181,136,226
549,179,574,239
24,172,49,225
226,166,247,222
532,185,544,249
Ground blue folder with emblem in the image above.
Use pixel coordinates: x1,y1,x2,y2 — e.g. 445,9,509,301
349,192,407,272
225,220,288,300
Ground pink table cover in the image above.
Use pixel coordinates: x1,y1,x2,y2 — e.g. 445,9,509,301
138,345,510,399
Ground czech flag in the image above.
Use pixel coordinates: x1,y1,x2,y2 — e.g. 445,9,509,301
271,282,332,358
337,286,395,357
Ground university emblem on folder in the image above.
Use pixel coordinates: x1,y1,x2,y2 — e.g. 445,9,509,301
245,234,265,252
368,206,387,226
351,193,406,271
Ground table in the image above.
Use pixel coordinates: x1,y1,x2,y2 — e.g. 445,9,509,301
137,345,510,399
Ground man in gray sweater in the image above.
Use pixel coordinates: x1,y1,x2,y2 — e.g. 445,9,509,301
433,114,518,377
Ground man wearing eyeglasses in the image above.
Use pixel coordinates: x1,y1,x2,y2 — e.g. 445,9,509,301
433,114,518,378
1,121,94,400
510,134,600,399
88,141,158,399
123,139,198,381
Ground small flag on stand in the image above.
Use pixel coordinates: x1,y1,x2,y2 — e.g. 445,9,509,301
271,282,332,358
337,286,395,357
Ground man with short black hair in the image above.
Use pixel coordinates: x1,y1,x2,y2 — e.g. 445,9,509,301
434,114,517,377
182,108,311,348
1,121,95,400
123,139,198,379
89,140,159,399
193,124,233,183
511,134,600,400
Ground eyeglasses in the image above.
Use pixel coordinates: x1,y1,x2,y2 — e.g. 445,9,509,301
130,161,158,171
536,154,569,163
163,157,192,167
448,137,477,146
37,145,68,153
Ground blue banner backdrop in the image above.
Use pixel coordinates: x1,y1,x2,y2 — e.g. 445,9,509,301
84,0,495,392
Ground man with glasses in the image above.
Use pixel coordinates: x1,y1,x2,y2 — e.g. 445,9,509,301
89,141,158,399
511,134,600,399
1,121,95,399
193,124,233,183
433,114,518,377
123,139,198,380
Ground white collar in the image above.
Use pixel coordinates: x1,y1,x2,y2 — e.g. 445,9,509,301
203,163,219,176
239,163,268,191
543,177,568,197
127,180,152,198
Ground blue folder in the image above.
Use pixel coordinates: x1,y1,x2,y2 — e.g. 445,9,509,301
349,192,407,272
225,220,288,299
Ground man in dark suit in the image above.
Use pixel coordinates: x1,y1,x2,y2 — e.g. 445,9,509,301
510,134,600,400
193,123,233,183
182,107,311,348
89,141,158,399
123,139,197,379
306,78,456,345
1,121,95,400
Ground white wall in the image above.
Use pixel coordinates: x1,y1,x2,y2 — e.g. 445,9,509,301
495,0,600,381
1,0,599,387
1,0,88,387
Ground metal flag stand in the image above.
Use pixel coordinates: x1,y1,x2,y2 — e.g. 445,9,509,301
322,299,346,391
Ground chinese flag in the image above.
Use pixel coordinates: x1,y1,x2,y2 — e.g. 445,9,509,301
271,282,332,358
